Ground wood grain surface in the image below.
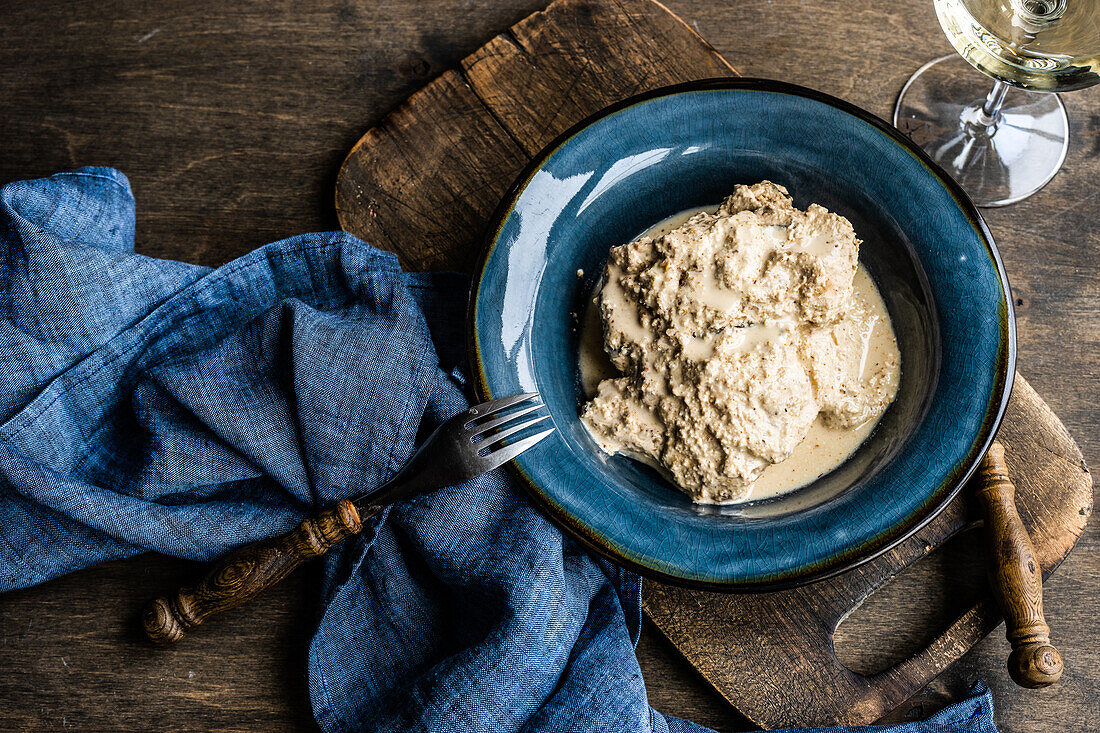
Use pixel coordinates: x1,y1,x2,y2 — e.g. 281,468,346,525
0,1,1097,732
335,0,734,271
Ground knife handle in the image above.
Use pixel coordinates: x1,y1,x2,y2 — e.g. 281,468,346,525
975,441,1063,688
142,499,364,646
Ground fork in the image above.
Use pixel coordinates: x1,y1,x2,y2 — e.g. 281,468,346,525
142,392,552,645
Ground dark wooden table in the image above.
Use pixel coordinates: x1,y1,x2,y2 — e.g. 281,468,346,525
0,2,1096,731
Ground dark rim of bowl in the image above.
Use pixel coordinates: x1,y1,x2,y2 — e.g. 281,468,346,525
466,77,1016,592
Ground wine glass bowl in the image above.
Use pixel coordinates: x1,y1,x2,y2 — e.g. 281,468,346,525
937,0,1099,93
896,0,1100,206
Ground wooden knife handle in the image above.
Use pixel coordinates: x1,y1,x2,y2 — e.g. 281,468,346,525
975,442,1063,688
142,499,364,645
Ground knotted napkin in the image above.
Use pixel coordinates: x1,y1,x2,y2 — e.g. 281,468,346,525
0,168,998,732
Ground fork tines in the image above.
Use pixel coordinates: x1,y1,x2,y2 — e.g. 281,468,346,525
465,392,553,466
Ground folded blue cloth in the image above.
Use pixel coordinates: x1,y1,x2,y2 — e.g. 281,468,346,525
0,168,998,733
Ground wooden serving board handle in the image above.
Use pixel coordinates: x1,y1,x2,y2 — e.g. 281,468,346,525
976,442,1064,688
142,500,364,645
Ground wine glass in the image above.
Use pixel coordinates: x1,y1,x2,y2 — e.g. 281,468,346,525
895,0,1100,207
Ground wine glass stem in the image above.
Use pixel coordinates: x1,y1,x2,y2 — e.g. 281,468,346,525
980,80,1010,125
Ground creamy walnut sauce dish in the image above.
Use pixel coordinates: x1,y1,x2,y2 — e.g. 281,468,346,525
578,181,901,505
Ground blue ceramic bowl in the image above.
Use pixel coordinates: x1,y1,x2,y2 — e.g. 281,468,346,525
469,79,1014,590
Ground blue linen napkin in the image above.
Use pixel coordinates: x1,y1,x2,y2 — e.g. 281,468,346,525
0,167,999,733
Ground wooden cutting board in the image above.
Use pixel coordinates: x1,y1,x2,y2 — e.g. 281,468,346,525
333,0,1093,727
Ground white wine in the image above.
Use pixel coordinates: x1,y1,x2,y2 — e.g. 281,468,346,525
897,0,1096,205
935,0,1100,91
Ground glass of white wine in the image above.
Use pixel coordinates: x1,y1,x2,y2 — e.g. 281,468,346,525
895,0,1099,206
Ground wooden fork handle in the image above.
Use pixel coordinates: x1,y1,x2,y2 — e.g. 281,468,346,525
975,442,1063,688
143,499,364,645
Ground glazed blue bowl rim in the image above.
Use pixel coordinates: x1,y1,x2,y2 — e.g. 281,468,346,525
467,77,1015,591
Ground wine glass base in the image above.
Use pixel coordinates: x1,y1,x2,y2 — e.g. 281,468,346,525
894,55,1069,207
